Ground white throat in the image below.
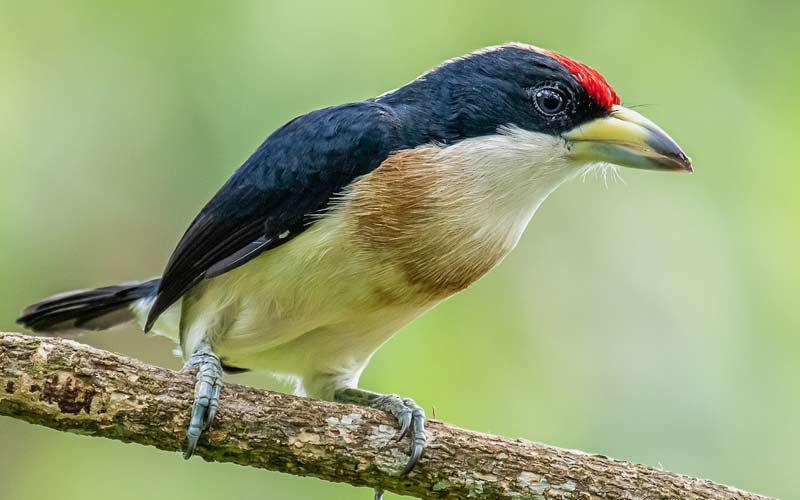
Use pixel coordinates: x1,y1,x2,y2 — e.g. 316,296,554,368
432,126,586,249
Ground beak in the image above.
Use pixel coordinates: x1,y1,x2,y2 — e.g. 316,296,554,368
563,105,692,172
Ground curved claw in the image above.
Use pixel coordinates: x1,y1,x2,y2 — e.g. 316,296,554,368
402,441,424,476
184,435,200,459
395,409,412,442
333,388,428,476
385,397,427,474
401,402,426,475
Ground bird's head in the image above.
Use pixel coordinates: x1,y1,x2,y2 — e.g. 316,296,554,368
386,43,692,176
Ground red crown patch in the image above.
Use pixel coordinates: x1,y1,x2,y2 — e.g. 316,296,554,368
543,50,620,109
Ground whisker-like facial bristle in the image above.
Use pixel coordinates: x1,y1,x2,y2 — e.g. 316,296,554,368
579,162,624,188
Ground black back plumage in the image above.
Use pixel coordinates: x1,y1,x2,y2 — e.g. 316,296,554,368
145,102,402,330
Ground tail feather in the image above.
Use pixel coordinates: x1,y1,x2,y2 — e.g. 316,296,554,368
17,279,160,333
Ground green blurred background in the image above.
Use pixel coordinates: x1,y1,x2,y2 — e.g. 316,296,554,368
1,1,798,498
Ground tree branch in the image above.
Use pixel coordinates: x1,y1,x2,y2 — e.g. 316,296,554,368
0,332,774,500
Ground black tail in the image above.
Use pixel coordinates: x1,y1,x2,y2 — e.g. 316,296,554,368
17,278,160,333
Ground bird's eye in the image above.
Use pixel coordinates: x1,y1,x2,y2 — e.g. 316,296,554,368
532,88,567,116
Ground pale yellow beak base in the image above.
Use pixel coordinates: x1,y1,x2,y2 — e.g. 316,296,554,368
564,105,692,172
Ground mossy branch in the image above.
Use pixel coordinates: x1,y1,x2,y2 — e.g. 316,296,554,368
0,332,775,500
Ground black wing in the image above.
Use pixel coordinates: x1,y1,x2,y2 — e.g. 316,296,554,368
145,102,402,330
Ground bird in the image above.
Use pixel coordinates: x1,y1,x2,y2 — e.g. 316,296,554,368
17,42,691,494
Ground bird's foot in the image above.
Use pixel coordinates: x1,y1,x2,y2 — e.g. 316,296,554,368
181,346,222,459
334,388,426,477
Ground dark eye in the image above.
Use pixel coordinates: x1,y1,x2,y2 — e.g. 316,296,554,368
532,88,567,116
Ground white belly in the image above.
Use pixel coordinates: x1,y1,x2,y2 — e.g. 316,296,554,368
176,210,435,398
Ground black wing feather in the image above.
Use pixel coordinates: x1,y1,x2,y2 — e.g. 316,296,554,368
205,236,273,279
145,102,401,330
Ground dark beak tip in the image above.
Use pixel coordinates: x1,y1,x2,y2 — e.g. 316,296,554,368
657,154,693,173
681,155,694,173
668,152,693,173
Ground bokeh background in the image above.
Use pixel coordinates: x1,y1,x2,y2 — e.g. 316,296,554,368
2,1,798,499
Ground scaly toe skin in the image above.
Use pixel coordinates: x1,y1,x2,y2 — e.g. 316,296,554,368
203,378,222,430
185,397,206,458
182,347,222,459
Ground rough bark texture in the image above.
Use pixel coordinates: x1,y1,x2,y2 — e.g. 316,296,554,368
0,332,775,500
